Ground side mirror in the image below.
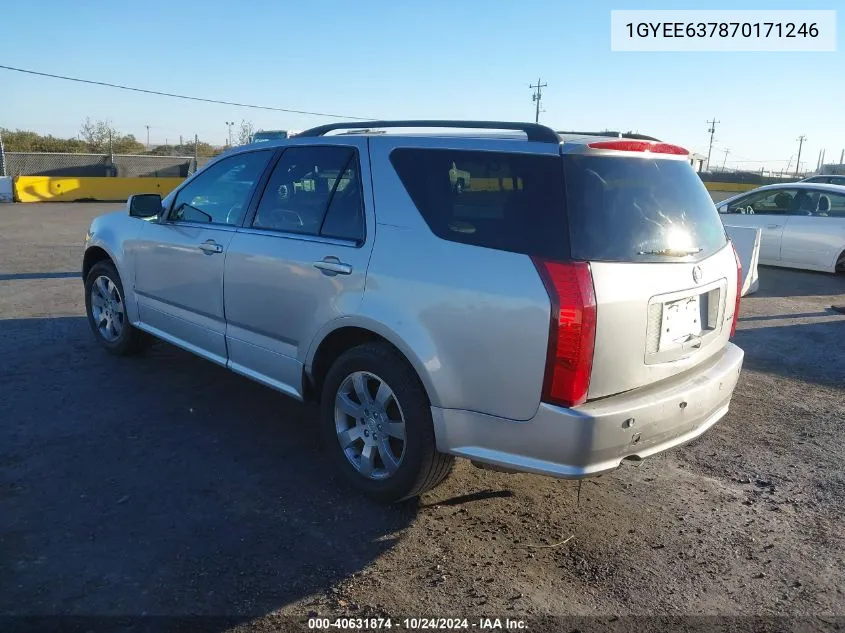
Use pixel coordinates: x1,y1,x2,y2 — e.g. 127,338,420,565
128,193,162,219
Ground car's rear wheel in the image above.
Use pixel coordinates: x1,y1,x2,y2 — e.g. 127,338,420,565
84,260,147,355
320,342,454,503
836,250,845,273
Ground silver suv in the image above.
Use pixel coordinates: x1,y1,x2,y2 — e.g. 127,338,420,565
82,120,745,502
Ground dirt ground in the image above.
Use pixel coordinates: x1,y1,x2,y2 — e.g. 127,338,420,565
1,204,844,632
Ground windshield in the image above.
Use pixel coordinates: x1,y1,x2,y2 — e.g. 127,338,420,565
564,155,727,263
252,131,289,142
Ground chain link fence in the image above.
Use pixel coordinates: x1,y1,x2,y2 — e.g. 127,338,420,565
0,152,207,178
0,128,219,180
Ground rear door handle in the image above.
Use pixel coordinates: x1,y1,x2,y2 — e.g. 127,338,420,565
766,224,781,229
313,257,352,275
198,240,223,254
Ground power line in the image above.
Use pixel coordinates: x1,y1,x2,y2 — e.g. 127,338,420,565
0,64,373,120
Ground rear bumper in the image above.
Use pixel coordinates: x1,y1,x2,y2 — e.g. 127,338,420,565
431,342,744,478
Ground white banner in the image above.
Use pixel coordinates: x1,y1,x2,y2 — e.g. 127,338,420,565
611,10,837,52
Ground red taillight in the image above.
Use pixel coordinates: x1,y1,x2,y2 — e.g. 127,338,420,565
587,140,689,155
531,258,597,408
730,243,742,338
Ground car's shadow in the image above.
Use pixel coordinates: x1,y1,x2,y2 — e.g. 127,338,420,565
754,266,845,298
0,316,415,626
733,318,845,387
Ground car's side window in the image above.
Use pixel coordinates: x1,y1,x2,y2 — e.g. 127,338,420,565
252,146,364,242
814,191,845,217
169,150,273,226
727,189,797,215
785,190,820,216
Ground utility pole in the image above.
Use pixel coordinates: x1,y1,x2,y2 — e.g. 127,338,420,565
145,125,150,149
529,78,547,124
795,135,806,177
840,149,844,165
706,117,719,172
0,129,6,177
721,148,730,171
225,121,234,146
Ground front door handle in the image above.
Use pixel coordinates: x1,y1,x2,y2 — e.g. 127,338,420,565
313,257,352,275
198,240,223,254
766,224,781,229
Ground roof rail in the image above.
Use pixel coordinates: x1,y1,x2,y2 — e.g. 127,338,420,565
557,130,662,142
297,120,561,143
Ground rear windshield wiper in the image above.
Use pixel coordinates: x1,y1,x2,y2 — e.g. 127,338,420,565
638,247,703,256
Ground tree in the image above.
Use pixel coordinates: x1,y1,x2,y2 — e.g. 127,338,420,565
161,138,224,158
112,134,145,154
0,125,223,157
77,118,145,154
237,119,255,146
79,117,116,152
0,128,88,153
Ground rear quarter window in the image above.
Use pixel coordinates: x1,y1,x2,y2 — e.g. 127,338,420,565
389,148,570,260
564,155,728,263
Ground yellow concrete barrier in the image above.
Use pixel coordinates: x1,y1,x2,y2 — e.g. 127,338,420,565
11,175,759,203
13,176,185,203
702,181,759,193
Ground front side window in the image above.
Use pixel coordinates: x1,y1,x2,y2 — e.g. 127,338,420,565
726,188,797,216
169,150,273,225
252,146,364,242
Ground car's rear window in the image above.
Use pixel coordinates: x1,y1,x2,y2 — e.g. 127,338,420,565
563,154,728,263
389,148,569,260
390,148,727,263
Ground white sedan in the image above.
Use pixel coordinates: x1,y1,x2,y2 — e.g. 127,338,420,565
717,182,845,274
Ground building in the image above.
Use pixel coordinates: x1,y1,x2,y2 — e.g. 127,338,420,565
819,161,845,176
689,152,707,173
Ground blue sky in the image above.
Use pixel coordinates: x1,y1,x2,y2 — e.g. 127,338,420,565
1,0,842,171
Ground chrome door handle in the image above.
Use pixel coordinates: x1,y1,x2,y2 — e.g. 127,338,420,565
766,224,781,229
313,257,352,275
198,240,223,254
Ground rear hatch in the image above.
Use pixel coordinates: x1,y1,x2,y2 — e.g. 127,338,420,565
561,141,736,399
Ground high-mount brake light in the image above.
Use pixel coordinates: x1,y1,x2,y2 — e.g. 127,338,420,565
587,140,689,155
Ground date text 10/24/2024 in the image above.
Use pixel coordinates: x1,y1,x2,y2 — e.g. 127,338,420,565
308,618,527,630
610,9,836,52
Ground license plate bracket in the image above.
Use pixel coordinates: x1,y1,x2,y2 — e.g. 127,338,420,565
659,295,702,351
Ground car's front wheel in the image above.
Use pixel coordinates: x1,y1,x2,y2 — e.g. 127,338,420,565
84,260,147,355
320,342,454,503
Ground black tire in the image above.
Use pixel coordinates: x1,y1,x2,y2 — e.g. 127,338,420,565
84,260,147,356
320,342,455,503
836,251,845,274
